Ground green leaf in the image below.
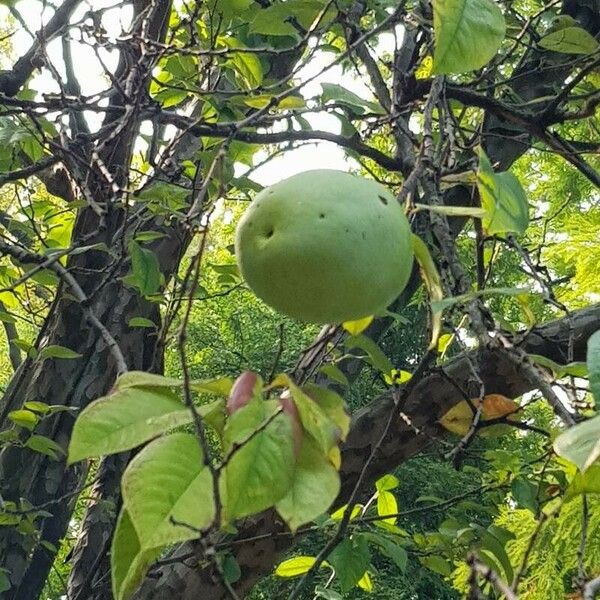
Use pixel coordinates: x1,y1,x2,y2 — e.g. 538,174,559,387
249,0,335,36
222,396,295,521
122,433,215,548
376,490,398,524
8,409,39,431
432,0,506,74
223,39,263,90
554,415,600,472
220,553,241,584
587,330,600,403
412,234,443,350
276,437,341,532
420,555,453,576
375,474,399,492
345,334,394,377
38,345,82,360
528,354,587,379
134,231,167,242
539,27,599,55
314,586,343,600
275,556,322,577
128,317,157,328
0,568,10,593
0,310,16,323
125,240,162,296
301,384,350,442
243,94,305,110
343,315,374,336
280,378,340,455
25,435,65,459
318,364,349,387
328,535,371,592
564,464,600,501
321,83,385,115
23,401,50,414
68,385,225,463
111,508,161,600
362,532,408,572
116,371,232,396
511,477,538,513
477,149,529,236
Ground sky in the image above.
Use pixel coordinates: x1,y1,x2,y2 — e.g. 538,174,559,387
1,0,397,185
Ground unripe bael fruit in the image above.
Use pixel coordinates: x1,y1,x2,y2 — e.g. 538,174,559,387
235,170,413,323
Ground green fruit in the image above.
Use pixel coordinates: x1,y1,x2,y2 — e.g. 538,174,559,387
235,169,413,323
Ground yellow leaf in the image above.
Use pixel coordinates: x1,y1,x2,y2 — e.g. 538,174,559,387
330,504,362,521
376,490,398,524
357,571,374,592
412,235,443,350
328,445,341,469
275,556,323,577
439,394,520,436
343,315,374,336
383,369,412,385
437,333,453,355
415,55,433,80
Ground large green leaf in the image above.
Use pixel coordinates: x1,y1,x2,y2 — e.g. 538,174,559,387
116,370,232,395
249,0,335,36
539,27,599,55
477,150,529,236
565,464,600,501
587,330,600,402
122,433,215,549
281,378,340,455
301,384,350,442
362,532,408,572
275,437,340,532
554,415,600,472
344,334,394,377
432,0,506,74
111,508,161,600
68,386,225,463
328,535,371,592
222,397,295,521
320,83,384,115
123,241,163,296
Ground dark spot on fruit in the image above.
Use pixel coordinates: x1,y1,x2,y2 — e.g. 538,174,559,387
362,232,366,240
265,228,274,239
319,213,325,219
345,228,350,233
378,194,389,205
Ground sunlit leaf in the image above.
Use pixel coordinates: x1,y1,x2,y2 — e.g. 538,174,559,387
554,415,600,472
222,397,295,521
276,437,340,532
122,433,215,548
343,315,373,336
477,149,529,236
432,0,505,74
111,508,161,600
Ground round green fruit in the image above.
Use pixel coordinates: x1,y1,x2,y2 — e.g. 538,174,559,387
235,169,413,323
